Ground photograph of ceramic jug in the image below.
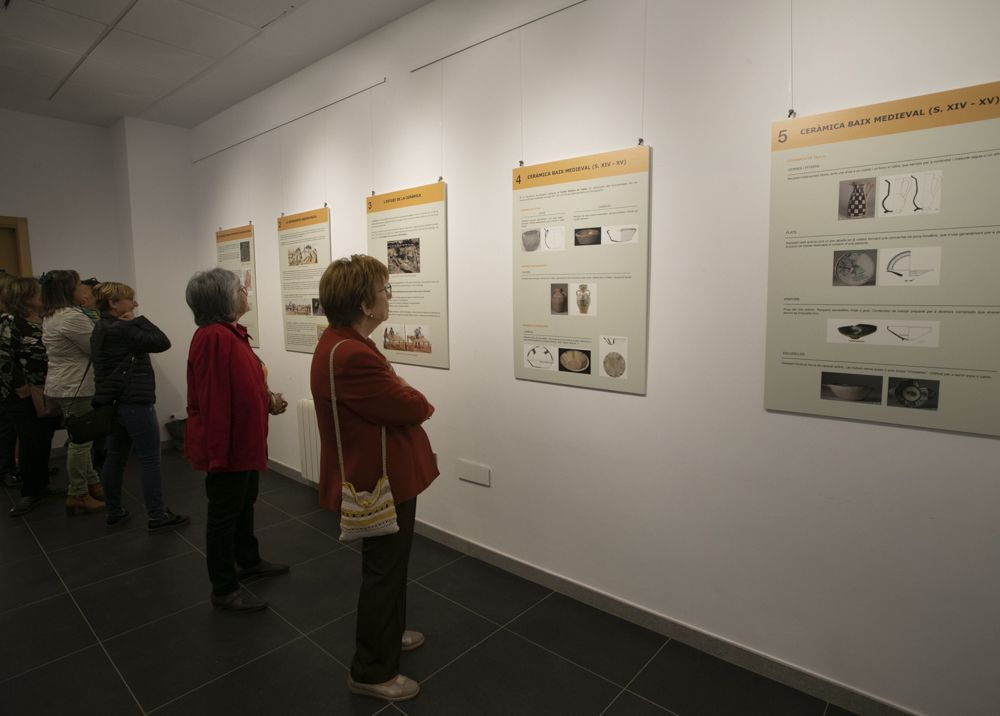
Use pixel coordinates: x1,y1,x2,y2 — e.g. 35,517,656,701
576,284,591,314
551,286,567,313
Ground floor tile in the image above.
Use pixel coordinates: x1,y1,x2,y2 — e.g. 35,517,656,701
508,593,666,686
826,706,860,716
629,640,826,716
0,553,65,612
153,637,386,716
310,582,498,681
47,528,193,589
178,499,293,554
297,507,342,540
104,600,298,711
26,492,147,553
251,517,343,567
246,549,362,632
0,594,96,681
407,533,463,580
0,522,42,566
603,691,674,715
259,482,322,516
74,551,209,639
416,556,551,625
399,629,620,716
0,644,140,715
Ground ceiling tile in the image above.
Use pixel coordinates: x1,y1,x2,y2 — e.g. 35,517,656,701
68,55,184,100
91,29,213,82
32,0,135,25
0,64,62,102
0,35,78,78
180,0,296,29
0,0,105,54
118,0,257,58
55,80,152,117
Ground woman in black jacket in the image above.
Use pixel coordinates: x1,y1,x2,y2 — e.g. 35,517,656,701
91,282,187,531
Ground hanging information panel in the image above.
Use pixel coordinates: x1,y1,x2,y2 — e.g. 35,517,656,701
278,207,330,354
512,146,650,394
367,181,449,368
765,80,1000,436
216,224,259,348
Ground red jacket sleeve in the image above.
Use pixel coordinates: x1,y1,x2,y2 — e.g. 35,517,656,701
333,344,433,426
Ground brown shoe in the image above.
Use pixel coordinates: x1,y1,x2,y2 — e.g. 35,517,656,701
347,674,419,702
88,483,105,501
65,493,105,515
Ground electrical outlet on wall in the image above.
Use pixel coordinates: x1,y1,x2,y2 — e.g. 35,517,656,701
456,458,490,487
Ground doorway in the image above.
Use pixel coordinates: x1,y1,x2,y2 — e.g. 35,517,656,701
0,216,33,276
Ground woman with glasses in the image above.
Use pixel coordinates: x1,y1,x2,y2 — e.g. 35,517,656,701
310,255,437,702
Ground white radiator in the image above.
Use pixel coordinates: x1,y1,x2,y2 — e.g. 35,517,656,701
297,399,321,484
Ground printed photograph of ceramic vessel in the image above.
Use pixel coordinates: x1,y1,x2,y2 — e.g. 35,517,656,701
382,323,405,351
574,227,601,246
820,371,882,404
524,344,557,371
388,238,421,274
837,323,877,340
240,241,251,262
284,300,311,316
541,226,565,251
599,336,628,379
521,228,541,252
558,348,591,374
887,377,939,410
569,282,597,316
604,224,639,244
832,250,878,287
838,178,876,220
550,283,568,315
404,324,432,353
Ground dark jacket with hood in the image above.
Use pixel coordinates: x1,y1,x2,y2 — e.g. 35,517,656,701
90,314,170,406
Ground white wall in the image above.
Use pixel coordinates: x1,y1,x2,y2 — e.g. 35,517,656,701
0,109,126,279
30,1,999,714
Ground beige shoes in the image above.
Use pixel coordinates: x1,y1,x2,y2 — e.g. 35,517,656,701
65,493,104,515
401,630,425,651
347,674,419,701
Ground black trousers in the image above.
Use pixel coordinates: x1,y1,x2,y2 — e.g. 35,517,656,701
351,497,417,684
5,395,58,497
0,405,17,475
205,470,262,596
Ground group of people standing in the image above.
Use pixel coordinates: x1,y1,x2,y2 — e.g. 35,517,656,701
0,270,186,529
2,254,439,703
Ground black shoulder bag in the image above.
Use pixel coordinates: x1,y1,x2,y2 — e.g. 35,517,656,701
65,354,135,444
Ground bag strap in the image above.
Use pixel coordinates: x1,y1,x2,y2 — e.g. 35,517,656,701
328,339,387,481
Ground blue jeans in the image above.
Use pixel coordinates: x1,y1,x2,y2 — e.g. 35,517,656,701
100,404,164,519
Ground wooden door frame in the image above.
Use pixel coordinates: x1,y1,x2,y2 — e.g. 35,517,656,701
0,216,32,276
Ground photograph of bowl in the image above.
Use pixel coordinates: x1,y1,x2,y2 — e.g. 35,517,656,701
837,323,878,340
823,384,870,401
833,250,877,286
558,349,591,373
602,351,626,378
574,227,601,246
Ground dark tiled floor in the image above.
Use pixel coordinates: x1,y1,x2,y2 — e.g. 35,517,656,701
0,452,858,715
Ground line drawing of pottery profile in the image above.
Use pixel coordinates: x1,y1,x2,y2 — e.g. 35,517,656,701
522,229,540,251
837,323,877,340
525,345,554,369
886,325,932,341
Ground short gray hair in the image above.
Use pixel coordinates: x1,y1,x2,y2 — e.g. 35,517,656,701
185,268,241,327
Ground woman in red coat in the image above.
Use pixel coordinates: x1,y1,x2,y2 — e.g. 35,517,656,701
310,255,437,702
185,268,289,613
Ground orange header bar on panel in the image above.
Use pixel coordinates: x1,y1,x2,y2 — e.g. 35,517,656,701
513,146,649,190
278,207,329,231
215,224,253,243
772,80,1000,151
367,182,446,213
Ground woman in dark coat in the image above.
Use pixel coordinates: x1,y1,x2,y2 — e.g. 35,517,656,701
1,277,63,516
310,254,438,702
91,282,187,530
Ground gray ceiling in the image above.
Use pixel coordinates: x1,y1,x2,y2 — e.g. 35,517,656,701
0,0,432,127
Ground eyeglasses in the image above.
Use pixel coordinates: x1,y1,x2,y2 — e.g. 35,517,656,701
238,286,248,295
378,283,392,298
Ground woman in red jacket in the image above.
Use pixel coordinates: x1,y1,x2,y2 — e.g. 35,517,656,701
311,255,437,702
184,268,288,613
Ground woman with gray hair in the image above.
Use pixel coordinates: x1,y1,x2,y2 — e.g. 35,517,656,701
184,268,288,613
